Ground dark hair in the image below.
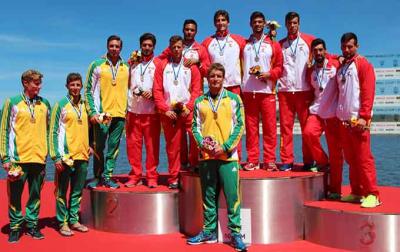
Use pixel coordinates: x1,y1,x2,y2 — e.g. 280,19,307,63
183,19,198,30
285,11,300,24
311,38,326,50
341,32,358,45
207,63,225,77
66,73,82,85
250,11,265,23
169,35,183,46
140,33,156,46
107,35,123,48
214,9,230,23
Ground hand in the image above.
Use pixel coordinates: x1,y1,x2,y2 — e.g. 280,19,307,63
338,56,345,65
165,111,177,120
90,114,100,125
3,162,10,171
356,118,368,130
141,91,153,100
55,161,64,173
180,108,190,118
256,72,271,82
213,145,224,157
184,58,199,68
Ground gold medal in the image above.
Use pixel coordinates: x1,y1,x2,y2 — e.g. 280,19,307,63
213,112,218,120
30,117,36,123
77,119,83,124
112,79,117,86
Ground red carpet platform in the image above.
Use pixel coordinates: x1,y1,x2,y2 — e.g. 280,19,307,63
0,179,349,252
304,186,400,251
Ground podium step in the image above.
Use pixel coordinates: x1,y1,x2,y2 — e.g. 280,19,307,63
304,186,400,252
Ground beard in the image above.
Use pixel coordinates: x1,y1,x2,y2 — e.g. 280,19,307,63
315,57,325,64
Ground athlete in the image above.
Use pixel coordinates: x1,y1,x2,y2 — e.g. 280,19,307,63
303,39,344,198
50,73,90,236
188,63,246,251
159,19,209,169
85,35,129,189
277,12,315,171
241,11,283,171
125,33,161,188
336,32,380,208
0,70,51,243
153,35,201,189
202,9,246,161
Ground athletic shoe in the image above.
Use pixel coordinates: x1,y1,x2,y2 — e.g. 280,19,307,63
187,231,217,245
265,162,279,172
168,182,179,189
86,178,100,189
8,230,20,243
243,162,259,171
303,163,318,172
326,192,341,200
124,178,142,188
101,178,120,189
279,163,293,171
361,194,381,208
231,233,247,251
341,194,363,203
26,227,44,240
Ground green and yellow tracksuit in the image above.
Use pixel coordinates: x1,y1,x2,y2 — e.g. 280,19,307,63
84,57,129,179
0,94,50,230
50,95,89,226
192,89,245,234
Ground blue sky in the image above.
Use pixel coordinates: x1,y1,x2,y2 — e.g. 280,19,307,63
1,0,399,105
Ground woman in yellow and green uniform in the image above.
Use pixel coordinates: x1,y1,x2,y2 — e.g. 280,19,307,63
0,70,50,243
50,73,90,236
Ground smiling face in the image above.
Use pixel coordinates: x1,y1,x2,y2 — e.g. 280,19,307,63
107,39,122,59
67,79,83,99
214,15,229,32
23,75,42,98
207,69,224,95
251,17,265,35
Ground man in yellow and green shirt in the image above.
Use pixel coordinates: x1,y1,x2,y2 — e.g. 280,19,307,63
85,35,129,189
0,70,50,243
189,63,247,251
50,73,90,236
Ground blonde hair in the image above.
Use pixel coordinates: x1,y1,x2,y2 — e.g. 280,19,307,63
21,69,43,84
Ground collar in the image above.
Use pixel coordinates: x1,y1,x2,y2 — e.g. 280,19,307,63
343,54,359,64
142,53,154,63
215,30,229,38
288,32,299,41
67,94,83,104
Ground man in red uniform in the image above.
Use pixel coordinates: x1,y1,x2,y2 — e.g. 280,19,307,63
277,12,315,171
303,38,344,198
125,33,161,188
153,35,201,189
159,19,210,169
202,10,246,161
336,32,380,208
242,11,283,171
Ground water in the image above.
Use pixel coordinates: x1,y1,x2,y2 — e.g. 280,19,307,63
1,135,399,186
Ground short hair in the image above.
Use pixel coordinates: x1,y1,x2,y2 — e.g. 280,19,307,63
250,11,265,23
21,69,43,84
311,38,326,50
341,32,358,45
140,33,156,46
214,9,230,23
107,35,123,48
183,19,198,30
169,35,183,46
207,63,225,78
66,73,82,85
285,11,300,24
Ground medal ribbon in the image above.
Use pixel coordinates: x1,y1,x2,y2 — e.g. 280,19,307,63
216,34,230,55
315,60,327,91
21,93,35,120
183,43,193,58
207,89,225,114
140,58,154,81
252,34,265,59
172,58,183,83
340,61,353,81
288,35,299,57
66,94,83,121
106,58,121,84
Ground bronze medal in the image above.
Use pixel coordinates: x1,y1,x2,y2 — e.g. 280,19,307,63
112,79,117,86
255,56,260,62
77,119,83,125
30,117,36,123
213,112,218,120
